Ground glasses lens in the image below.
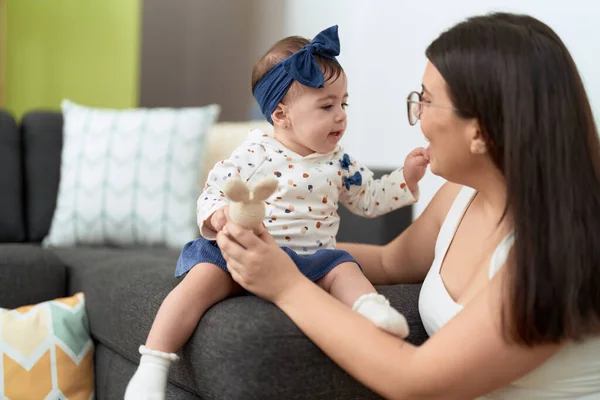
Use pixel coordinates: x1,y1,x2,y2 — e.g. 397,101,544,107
407,92,420,125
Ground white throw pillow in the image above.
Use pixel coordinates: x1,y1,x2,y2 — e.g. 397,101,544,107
43,100,220,248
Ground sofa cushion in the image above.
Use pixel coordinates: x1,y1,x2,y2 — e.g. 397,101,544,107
0,110,26,242
43,100,220,248
52,247,427,398
0,244,67,309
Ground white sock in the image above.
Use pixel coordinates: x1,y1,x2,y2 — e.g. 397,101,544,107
124,345,179,400
352,293,410,338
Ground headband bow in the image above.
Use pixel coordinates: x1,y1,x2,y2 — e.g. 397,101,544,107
253,25,341,124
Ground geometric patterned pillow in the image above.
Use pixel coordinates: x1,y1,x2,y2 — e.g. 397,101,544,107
0,293,94,400
43,100,220,249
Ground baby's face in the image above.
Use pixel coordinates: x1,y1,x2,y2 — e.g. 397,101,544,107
280,72,348,156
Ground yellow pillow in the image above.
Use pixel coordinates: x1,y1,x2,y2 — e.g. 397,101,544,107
200,120,274,189
0,292,94,400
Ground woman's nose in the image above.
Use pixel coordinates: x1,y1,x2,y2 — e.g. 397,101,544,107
412,103,420,120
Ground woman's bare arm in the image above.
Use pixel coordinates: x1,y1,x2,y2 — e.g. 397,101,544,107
217,192,563,399
338,182,461,285
273,266,562,400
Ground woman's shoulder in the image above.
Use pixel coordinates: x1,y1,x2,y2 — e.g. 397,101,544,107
422,182,468,227
435,181,465,203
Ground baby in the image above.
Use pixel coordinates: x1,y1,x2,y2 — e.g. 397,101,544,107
125,25,429,399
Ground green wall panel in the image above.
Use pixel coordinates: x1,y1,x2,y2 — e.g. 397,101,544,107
5,0,141,119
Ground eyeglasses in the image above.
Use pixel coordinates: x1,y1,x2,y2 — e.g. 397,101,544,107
406,90,458,126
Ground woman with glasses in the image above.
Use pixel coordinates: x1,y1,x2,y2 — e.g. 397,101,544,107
216,12,600,399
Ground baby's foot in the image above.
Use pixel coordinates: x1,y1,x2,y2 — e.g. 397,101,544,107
124,345,179,400
352,293,410,338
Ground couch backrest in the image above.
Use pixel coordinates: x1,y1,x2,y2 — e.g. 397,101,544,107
20,111,64,242
8,110,412,245
0,110,26,242
18,112,273,242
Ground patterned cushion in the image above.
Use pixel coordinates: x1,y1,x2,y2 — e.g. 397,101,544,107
43,100,221,248
0,293,94,400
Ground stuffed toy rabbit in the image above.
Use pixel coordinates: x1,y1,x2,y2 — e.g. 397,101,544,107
222,176,279,231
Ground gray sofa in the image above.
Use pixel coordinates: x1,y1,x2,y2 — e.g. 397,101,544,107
0,109,428,399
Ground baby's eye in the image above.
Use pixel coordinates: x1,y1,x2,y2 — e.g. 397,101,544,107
342,103,349,109
321,105,333,110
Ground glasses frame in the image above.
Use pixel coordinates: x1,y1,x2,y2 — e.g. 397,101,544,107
406,90,458,126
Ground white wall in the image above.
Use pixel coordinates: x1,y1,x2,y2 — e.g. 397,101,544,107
276,0,600,218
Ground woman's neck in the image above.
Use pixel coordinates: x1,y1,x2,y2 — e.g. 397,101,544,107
465,163,509,223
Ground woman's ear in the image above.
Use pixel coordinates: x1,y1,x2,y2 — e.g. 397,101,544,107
470,137,488,155
468,121,488,155
271,103,289,129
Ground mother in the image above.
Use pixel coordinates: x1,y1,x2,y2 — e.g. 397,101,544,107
217,12,600,399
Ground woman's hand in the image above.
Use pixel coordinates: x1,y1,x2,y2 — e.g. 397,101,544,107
216,222,307,302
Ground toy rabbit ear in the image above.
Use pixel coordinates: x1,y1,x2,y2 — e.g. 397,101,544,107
222,176,250,203
251,177,279,201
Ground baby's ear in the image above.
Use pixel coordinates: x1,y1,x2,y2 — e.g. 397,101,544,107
271,104,288,129
222,176,250,203
251,177,279,201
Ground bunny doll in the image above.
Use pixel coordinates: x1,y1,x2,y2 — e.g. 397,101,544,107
222,176,279,231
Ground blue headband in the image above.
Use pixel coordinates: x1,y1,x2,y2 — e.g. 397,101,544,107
253,25,341,124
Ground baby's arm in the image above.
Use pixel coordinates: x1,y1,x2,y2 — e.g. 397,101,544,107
338,153,417,218
198,142,268,239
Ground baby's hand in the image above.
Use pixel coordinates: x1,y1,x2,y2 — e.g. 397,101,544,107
403,147,430,195
206,205,230,233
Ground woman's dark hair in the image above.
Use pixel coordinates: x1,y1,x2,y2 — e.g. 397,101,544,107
251,36,343,97
426,12,600,345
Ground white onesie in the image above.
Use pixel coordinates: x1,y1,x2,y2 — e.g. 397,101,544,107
198,129,417,255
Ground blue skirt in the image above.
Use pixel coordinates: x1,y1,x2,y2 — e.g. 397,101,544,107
175,237,361,282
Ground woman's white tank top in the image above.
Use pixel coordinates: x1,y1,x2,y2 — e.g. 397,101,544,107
418,186,600,399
